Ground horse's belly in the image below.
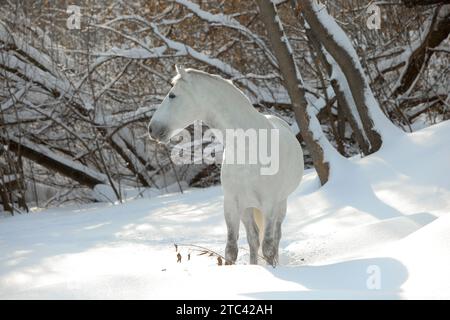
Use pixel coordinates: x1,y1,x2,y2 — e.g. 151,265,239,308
221,159,301,206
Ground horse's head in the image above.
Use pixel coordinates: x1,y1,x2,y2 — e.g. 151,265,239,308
148,65,205,143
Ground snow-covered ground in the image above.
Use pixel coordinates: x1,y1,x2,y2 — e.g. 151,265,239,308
0,121,449,299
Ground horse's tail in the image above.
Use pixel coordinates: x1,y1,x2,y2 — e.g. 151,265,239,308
253,208,265,245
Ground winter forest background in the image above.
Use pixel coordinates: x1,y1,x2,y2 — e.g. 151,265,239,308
1,0,449,214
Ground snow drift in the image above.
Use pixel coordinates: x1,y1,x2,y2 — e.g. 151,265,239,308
0,121,449,299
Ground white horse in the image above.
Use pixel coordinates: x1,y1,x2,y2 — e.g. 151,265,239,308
149,66,303,266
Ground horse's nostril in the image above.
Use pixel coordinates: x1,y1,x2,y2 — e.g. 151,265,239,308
148,121,166,141
148,124,157,140
148,122,158,136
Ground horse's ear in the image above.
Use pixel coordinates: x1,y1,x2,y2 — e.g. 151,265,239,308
175,65,187,78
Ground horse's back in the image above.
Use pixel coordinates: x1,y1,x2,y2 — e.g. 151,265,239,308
264,114,303,161
265,114,304,195
264,115,292,132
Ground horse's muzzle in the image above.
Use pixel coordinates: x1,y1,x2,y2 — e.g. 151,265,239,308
148,121,169,143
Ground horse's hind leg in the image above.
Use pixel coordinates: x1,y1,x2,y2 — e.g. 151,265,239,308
224,197,240,265
241,208,260,265
262,200,286,267
273,199,287,264
261,210,276,266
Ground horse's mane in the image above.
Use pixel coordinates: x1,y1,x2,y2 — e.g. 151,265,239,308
171,69,237,91
171,68,254,111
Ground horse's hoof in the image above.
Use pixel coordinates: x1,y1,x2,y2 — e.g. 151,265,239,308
263,253,278,267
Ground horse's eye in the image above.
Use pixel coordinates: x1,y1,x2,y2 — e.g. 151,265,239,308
169,93,176,99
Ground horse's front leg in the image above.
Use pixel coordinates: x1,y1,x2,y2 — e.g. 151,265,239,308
224,196,241,265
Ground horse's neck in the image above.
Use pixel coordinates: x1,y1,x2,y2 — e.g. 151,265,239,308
202,80,269,136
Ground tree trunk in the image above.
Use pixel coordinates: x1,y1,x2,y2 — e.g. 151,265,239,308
305,27,371,155
393,5,450,96
402,0,450,7
5,135,109,189
0,183,13,213
256,0,330,184
299,0,401,153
